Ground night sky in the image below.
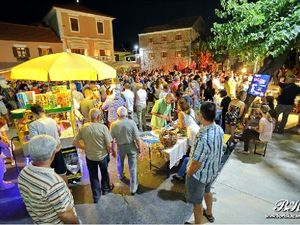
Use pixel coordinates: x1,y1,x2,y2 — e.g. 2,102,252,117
0,0,220,49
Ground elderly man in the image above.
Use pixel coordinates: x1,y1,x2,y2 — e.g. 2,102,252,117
185,102,224,224
151,93,175,130
110,106,142,195
73,108,114,203
18,135,79,224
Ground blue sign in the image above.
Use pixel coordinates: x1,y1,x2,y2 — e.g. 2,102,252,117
248,74,271,97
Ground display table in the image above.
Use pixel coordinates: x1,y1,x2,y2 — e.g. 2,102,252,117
163,137,188,169
141,131,232,171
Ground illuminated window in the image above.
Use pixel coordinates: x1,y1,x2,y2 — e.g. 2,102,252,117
96,21,104,34
148,52,155,59
71,49,85,55
38,48,52,56
161,51,167,58
12,47,30,60
161,35,167,41
175,34,182,41
105,50,111,56
70,17,79,32
175,50,182,58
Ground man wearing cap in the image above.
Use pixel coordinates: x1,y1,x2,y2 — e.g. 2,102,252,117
151,93,175,130
275,74,300,134
73,108,114,203
110,106,142,195
18,135,79,224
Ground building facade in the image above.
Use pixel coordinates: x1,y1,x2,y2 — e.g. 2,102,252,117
0,22,63,73
44,3,115,62
139,16,205,71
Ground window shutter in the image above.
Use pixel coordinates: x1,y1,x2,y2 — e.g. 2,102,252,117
12,47,18,57
25,48,30,57
38,48,42,56
49,48,53,54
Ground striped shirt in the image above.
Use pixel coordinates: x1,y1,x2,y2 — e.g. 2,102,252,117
18,163,77,224
188,122,224,184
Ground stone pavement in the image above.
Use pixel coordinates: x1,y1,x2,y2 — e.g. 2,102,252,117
1,124,299,224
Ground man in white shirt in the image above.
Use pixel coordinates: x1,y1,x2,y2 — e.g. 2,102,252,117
135,83,147,131
122,83,135,118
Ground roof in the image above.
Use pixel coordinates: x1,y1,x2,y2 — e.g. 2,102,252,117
140,16,203,34
0,22,61,43
53,3,114,18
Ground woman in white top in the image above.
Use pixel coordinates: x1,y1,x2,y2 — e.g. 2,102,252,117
238,105,275,154
176,98,200,147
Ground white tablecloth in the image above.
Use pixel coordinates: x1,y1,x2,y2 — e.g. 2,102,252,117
162,137,188,169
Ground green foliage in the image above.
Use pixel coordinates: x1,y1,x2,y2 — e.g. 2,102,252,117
211,0,300,62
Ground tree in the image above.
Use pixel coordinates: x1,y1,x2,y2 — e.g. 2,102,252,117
211,0,300,73
211,0,300,106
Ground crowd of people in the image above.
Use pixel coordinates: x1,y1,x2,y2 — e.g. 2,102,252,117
0,65,299,224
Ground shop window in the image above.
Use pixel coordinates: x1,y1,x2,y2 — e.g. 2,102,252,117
38,48,53,56
71,49,85,55
96,21,104,34
12,47,30,60
161,51,167,58
175,34,182,41
70,17,79,32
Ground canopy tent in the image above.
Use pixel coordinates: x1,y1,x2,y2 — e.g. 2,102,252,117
11,52,116,81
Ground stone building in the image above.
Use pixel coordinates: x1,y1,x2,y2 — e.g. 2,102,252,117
138,16,205,72
43,3,115,62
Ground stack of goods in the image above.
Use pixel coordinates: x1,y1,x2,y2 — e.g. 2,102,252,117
35,94,49,108
56,91,71,107
159,129,178,148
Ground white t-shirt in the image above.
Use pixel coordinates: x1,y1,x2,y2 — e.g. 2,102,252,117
122,89,135,112
136,89,147,108
259,117,274,142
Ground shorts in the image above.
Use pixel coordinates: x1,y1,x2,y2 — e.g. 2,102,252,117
185,175,212,204
51,150,67,175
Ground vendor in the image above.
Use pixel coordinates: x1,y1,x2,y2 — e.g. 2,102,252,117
150,93,175,130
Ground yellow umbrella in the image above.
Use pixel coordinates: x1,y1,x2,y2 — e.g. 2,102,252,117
11,52,116,81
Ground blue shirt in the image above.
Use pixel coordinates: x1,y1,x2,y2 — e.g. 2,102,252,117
188,122,224,183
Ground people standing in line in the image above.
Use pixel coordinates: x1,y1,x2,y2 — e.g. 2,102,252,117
110,106,142,195
73,108,114,203
121,83,135,119
28,104,68,184
275,75,300,134
185,102,224,224
135,83,147,131
18,135,79,224
150,93,175,130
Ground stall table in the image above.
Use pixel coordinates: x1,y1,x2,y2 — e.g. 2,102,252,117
141,132,232,172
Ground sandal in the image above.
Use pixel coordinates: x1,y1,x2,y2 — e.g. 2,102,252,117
203,210,215,223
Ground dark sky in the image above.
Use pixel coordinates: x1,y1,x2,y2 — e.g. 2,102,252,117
0,0,220,49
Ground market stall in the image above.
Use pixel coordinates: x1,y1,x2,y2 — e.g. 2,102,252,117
10,52,117,183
